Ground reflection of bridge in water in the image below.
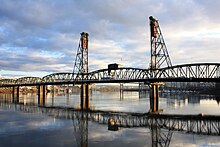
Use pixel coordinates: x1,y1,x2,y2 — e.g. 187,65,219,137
1,102,219,136
1,102,219,147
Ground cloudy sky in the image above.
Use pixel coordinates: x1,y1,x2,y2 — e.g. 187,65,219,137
0,0,220,78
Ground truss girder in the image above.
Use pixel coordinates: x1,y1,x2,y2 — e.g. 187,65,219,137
87,68,151,81
2,103,219,136
15,77,41,85
157,63,220,79
42,73,74,83
0,79,16,85
0,63,220,86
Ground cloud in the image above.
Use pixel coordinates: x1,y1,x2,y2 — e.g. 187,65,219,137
0,0,220,78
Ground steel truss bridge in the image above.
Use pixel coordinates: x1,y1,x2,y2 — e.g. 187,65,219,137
0,63,220,87
0,16,220,114
0,15,219,147
0,16,219,87
1,102,219,136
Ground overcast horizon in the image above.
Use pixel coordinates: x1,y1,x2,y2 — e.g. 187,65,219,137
1,0,220,78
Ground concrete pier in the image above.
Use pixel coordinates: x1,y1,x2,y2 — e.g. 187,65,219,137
149,82,163,113
38,85,46,105
12,86,20,103
80,84,90,110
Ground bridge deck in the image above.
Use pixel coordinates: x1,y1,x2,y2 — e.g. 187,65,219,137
0,63,220,87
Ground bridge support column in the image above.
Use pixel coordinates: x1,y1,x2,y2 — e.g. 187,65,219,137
66,85,70,94
12,87,15,102
12,86,20,103
80,84,90,110
139,82,147,99
38,85,46,105
52,85,55,106
149,82,163,113
17,86,19,102
120,83,124,100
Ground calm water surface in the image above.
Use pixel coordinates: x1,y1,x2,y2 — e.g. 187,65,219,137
0,91,219,147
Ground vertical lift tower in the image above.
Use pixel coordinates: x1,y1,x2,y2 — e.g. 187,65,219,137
149,16,172,113
73,32,90,110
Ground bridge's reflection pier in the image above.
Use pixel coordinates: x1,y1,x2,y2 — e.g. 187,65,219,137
151,123,172,147
72,108,89,147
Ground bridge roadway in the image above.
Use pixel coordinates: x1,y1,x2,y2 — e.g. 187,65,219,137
0,63,220,87
1,102,219,135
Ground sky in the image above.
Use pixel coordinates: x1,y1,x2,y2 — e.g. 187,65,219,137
0,0,220,78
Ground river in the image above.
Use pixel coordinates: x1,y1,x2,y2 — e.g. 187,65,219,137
0,90,219,147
